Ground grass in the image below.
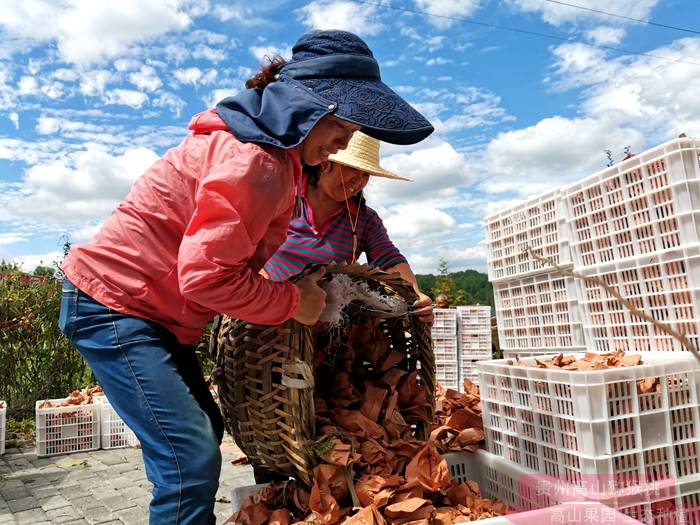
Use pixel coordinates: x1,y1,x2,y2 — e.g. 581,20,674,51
6,417,35,449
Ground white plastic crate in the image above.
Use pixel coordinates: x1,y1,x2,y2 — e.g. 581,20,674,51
432,308,458,337
494,272,586,353
576,245,700,353
460,360,481,387
502,350,560,360
563,137,700,269
448,451,643,523
457,305,492,327
98,396,137,449
433,337,458,362
486,189,572,283
461,333,492,360
0,400,6,455
436,361,459,390
599,475,700,525
479,353,700,491
35,400,100,457
465,450,696,525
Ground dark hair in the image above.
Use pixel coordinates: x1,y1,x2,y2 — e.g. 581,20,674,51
305,164,322,187
245,56,287,90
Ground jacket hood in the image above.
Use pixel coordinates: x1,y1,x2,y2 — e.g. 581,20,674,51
188,109,230,134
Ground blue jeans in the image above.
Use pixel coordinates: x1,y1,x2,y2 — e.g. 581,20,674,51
59,279,222,524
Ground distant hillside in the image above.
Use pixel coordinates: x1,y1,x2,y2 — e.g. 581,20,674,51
416,269,494,308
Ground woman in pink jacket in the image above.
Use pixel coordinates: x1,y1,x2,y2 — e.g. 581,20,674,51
58,30,432,524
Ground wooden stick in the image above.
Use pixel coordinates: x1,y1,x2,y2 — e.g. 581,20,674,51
523,247,700,361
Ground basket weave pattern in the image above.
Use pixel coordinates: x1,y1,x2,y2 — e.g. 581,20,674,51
212,264,435,485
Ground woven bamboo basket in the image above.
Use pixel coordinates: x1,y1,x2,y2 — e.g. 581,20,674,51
210,264,435,485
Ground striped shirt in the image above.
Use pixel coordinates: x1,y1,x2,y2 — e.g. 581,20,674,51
264,176,406,281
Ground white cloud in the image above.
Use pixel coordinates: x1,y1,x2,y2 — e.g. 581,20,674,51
411,86,514,134
79,70,114,97
175,67,203,86
548,43,616,90
0,0,192,65
36,117,60,135
8,112,18,130
297,0,384,35
129,65,162,92
585,26,626,46
479,116,644,195
414,0,481,29
114,58,141,72
426,36,445,52
426,57,453,66
173,67,218,87
192,44,227,62
105,89,149,108
382,204,457,242
11,251,64,273
508,0,659,26
153,92,187,117
249,45,292,63
212,3,272,26
71,223,102,243
41,81,65,99
0,232,28,246
8,146,159,225
18,76,39,95
370,141,475,202
35,117,106,138
552,38,700,141
51,68,80,82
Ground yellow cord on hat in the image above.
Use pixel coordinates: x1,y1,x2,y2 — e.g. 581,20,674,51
339,165,361,264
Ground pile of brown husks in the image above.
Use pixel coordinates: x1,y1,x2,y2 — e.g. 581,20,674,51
37,385,104,408
508,351,660,393
227,319,502,525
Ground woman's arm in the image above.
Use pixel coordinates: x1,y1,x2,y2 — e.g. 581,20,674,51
386,261,434,324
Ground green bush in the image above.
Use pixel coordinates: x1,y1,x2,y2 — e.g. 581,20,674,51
0,263,91,419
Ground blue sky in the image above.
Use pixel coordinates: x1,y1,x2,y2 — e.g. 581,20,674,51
1,0,699,274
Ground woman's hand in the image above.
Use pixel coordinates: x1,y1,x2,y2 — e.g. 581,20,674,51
292,268,327,325
412,291,434,325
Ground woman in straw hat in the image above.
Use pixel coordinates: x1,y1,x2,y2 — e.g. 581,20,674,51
254,131,433,485
263,130,434,322
58,29,433,524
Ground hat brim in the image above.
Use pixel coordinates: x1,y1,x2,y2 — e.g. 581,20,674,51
330,157,412,181
296,77,434,145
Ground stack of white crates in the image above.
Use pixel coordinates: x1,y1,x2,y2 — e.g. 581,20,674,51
481,136,700,524
432,308,459,390
432,306,492,391
487,137,700,358
479,352,700,524
456,305,492,385
487,189,587,360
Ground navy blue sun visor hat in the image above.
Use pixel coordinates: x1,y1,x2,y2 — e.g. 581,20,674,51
216,30,434,148
280,31,434,145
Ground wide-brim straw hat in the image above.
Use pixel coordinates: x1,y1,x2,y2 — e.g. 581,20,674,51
328,131,411,181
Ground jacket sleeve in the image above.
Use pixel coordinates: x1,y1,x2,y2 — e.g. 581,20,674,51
363,208,407,270
177,145,299,324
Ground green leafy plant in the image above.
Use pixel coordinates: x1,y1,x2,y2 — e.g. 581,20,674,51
0,262,91,419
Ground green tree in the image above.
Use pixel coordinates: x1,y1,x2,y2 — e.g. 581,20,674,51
431,258,465,306
416,266,494,308
0,262,91,418
33,265,56,279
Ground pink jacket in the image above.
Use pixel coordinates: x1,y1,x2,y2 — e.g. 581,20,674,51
63,109,301,344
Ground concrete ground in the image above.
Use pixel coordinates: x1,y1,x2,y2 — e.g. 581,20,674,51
0,436,254,524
